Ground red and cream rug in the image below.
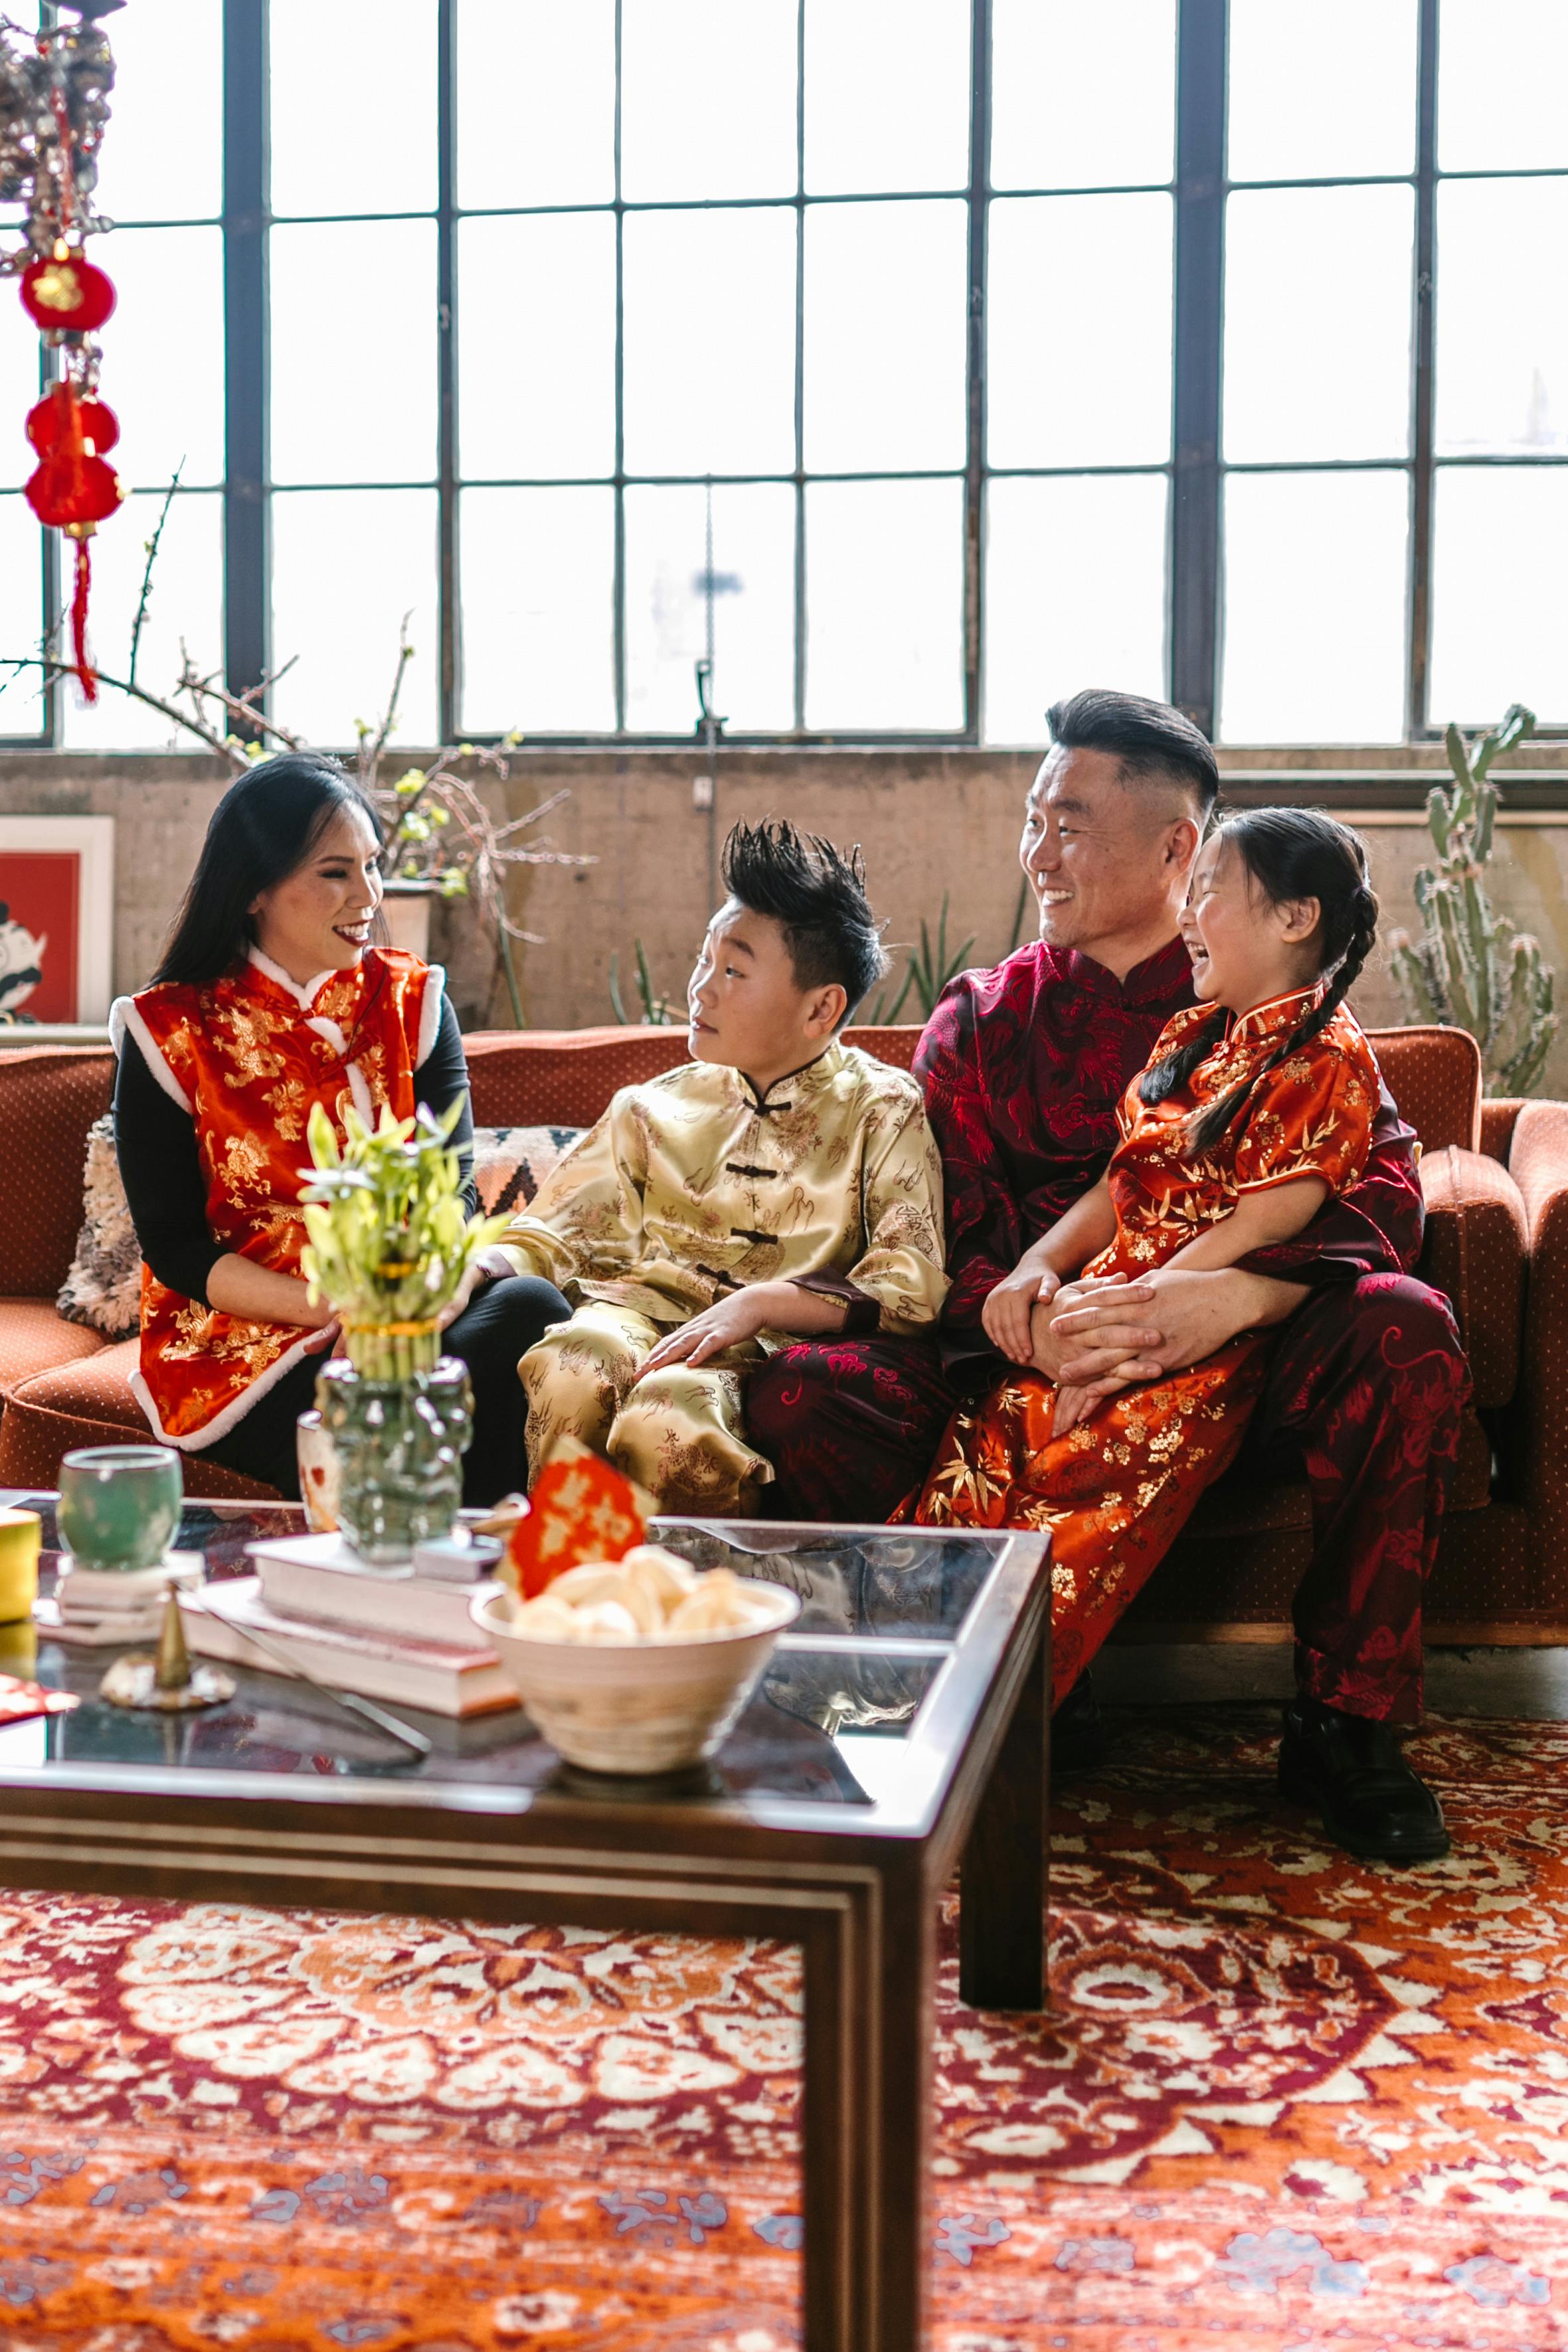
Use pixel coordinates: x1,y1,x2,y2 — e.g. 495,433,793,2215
0,1705,1564,2349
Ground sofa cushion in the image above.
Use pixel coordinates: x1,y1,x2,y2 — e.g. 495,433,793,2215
463,1023,923,1128
0,1047,115,1296
1419,1146,1527,1409
0,1299,108,1400
0,1342,278,1499
471,1124,582,1217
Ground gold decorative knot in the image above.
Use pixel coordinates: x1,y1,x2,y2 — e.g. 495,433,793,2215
30,262,82,313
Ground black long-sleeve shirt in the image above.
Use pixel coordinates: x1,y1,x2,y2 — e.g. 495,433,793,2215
114,995,476,1307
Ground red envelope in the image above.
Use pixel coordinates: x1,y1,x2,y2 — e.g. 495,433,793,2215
507,1454,648,1601
0,1675,79,1724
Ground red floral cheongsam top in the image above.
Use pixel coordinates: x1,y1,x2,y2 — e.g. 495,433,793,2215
110,946,442,1447
1089,984,1381,1285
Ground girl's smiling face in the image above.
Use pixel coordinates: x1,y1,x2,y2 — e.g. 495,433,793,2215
1181,831,1324,1013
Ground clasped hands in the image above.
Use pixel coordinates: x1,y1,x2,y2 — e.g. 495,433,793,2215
981,1255,1290,1435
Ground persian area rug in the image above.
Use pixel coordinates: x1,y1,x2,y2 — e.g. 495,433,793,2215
0,1707,1565,2351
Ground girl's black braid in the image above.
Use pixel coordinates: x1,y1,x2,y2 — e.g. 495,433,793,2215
1185,881,1378,1155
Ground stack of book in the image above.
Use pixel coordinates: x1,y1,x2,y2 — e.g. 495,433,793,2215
184,1531,519,1718
40,1552,205,1646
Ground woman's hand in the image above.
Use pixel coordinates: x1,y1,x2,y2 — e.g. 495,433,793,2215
634,1287,774,1378
983,1260,1063,1364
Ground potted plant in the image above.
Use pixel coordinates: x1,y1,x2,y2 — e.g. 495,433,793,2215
300,1100,507,1565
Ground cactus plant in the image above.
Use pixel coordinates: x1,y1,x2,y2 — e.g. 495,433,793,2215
1388,703,1557,1097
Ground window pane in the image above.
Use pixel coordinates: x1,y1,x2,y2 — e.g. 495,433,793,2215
805,479,962,729
1228,0,1417,182
1430,468,1568,724
456,0,615,209
272,490,439,744
625,483,796,733
0,303,41,492
458,216,616,480
1437,180,1568,457
0,497,45,737
272,223,438,484
1439,0,1568,172
804,200,966,472
460,487,615,734
988,195,1172,466
623,210,796,476
983,475,1168,743
94,0,222,222
1219,470,1408,742
991,0,1174,192
92,227,226,490
270,0,437,216
61,492,224,751
1225,187,1413,461
621,0,797,203
805,0,970,195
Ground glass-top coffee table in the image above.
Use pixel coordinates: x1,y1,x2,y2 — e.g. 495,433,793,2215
0,1495,1050,2352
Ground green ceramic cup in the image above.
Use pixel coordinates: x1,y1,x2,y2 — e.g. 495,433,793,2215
56,1444,184,1572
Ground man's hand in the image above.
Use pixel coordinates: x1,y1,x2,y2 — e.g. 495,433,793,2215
982,1260,1062,1364
1051,1265,1308,1384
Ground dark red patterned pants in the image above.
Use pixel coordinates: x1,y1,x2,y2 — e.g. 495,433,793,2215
744,1273,1470,1725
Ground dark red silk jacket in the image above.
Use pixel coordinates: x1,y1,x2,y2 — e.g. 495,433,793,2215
913,936,1425,1373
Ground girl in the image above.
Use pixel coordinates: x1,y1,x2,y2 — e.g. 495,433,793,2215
915,806,1382,1708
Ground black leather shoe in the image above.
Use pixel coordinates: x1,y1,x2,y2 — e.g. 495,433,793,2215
1051,1671,1108,1777
1278,1697,1450,1864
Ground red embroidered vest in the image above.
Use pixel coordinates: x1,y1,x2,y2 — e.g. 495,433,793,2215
119,948,438,1447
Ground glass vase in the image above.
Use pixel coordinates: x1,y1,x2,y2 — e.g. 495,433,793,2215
314,1349,474,1568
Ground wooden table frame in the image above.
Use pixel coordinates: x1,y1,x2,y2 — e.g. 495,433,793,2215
0,1520,1049,2350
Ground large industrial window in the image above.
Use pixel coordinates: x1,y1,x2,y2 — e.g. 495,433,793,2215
0,0,1564,751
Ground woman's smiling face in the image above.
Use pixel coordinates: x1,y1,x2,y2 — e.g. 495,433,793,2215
248,803,384,985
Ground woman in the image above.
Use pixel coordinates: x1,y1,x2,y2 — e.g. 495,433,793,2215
111,755,568,1502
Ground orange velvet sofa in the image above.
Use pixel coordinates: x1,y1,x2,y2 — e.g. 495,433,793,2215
1,1023,1563,1643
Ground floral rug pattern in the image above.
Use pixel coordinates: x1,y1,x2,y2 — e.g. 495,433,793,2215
1,1706,1566,2347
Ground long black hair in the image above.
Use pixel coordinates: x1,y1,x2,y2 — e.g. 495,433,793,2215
152,755,383,988
1140,806,1378,1154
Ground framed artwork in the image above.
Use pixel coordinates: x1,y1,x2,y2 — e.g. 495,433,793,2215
0,815,116,1025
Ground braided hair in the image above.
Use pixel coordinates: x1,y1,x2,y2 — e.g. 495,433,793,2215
1139,806,1379,1155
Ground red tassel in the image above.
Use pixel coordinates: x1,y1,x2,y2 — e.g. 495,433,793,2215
70,535,98,703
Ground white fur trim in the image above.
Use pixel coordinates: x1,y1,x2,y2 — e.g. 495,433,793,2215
110,997,193,1113
345,1062,375,1124
305,1014,349,1055
416,962,447,1070
128,1326,325,1452
248,945,337,1009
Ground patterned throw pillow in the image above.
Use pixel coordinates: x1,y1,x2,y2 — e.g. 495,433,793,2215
471,1125,582,1218
56,1113,141,1340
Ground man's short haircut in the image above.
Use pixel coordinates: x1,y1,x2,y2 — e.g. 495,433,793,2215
1045,687,1219,814
721,818,889,1021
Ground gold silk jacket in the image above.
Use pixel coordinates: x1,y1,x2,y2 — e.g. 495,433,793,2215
498,1040,949,1337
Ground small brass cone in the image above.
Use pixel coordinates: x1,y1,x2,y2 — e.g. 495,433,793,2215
153,1584,192,1693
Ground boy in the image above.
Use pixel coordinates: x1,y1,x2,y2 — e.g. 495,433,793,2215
497,820,948,1513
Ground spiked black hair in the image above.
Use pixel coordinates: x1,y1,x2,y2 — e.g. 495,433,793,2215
720,818,888,1022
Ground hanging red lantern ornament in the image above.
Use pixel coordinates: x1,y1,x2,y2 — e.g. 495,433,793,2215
20,240,116,335
23,377,124,703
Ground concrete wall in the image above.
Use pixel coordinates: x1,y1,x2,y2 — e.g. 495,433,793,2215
5,742,1568,1093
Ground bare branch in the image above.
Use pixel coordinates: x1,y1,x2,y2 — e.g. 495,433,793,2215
128,462,183,687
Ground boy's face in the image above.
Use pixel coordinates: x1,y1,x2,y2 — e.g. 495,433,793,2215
687,899,842,1085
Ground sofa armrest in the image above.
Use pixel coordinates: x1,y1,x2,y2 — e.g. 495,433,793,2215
1481,1098,1525,1166
1418,1146,1527,1409
1506,1103,1568,1536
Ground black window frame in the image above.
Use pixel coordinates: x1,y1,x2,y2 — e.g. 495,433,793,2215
3,0,1564,752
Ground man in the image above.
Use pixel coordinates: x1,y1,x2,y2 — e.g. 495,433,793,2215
499,818,947,1512
746,689,1470,1864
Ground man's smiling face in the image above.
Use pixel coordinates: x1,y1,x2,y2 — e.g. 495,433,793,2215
1018,745,1203,978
